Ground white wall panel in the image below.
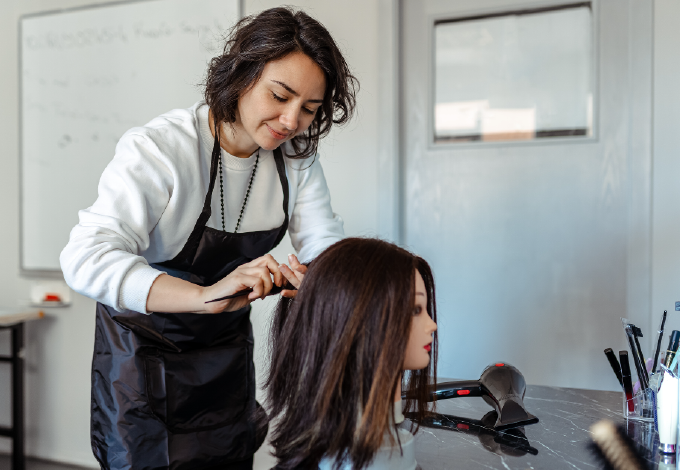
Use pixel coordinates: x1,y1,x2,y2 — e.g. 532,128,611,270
652,0,680,354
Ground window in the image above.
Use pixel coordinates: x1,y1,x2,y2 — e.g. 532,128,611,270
434,3,593,143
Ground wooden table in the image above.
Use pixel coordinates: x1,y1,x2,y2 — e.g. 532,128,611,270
0,311,44,470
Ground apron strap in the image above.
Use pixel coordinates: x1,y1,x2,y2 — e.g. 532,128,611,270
169,117,222,266
169,120,291,269
272,146,290,248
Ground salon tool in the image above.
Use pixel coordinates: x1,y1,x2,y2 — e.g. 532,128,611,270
652,310,668,375
624,323,648,390
663,330,680,369
604,348,623,388
630,325,648,385
405,410,538,456
418,363,539,431
588,420,647,470
656,367,678,453
619,351,634,412
669,348,679,373
205,283,296,303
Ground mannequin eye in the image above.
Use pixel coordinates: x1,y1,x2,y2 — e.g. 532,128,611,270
414,305,422,316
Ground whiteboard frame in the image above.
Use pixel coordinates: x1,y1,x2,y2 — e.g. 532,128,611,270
18,0,244,278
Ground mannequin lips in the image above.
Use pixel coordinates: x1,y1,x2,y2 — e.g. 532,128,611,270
424,343,432,352
266,124,290,140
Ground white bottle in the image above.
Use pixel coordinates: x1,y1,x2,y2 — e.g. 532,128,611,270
657,368,679,453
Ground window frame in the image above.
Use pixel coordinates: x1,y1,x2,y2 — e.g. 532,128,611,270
428,1,599,150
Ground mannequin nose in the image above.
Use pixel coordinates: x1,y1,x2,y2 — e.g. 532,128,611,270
428,315,437,333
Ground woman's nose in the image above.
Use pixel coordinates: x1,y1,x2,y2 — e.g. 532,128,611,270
280,106,299,132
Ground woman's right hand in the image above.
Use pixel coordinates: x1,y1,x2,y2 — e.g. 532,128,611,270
146,254,284,314
200,254,284,313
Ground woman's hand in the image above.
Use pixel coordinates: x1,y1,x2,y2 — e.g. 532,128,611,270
146,254,284,314
200,254,284,313
280,254,306,298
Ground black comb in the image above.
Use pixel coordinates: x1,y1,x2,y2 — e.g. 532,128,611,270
205,283,296,303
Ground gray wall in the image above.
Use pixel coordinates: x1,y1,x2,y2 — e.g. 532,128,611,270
652,1,680,347
400,0,655,391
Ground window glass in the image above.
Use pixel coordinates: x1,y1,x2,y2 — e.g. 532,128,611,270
434,5,593,143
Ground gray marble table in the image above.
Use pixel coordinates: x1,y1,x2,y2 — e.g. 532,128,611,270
407,385,672,470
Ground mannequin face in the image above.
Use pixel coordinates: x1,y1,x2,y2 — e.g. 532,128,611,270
403,270,437,370
223,51,326,158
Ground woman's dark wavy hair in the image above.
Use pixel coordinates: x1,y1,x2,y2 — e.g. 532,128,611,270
204,7,358,159
263,238,438,469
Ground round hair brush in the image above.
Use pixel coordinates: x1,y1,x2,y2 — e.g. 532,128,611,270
588,420,648,470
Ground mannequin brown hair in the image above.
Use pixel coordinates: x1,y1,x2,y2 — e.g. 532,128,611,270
204,7,358,160
263,238,438,469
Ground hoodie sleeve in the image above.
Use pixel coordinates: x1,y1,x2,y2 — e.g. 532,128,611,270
59,130,173,313
287,157,345,263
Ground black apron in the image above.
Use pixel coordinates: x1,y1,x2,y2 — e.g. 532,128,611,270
90,135,289,470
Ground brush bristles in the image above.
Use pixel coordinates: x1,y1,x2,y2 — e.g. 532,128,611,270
589,420,645,470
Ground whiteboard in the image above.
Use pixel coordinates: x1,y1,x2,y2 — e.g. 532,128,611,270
20,0,240,273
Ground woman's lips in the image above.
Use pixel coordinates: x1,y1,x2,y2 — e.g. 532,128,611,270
424,344,431,352
266,124,289,140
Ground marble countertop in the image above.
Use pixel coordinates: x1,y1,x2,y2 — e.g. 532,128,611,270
407,385,671,470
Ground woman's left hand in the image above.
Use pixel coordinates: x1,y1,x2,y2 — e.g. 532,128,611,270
280,254,306,298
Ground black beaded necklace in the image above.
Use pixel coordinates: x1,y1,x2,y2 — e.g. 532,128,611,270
218,149,260,233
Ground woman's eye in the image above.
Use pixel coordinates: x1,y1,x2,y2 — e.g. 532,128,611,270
271,92,286,103
302,107,315,115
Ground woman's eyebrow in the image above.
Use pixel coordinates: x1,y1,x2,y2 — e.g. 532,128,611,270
416,292,426,297
271,80,323,103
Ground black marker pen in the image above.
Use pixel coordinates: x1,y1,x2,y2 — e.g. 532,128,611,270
604,348,623,388
652,310,667,375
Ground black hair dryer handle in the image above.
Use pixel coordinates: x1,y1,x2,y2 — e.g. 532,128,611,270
427,380,484,402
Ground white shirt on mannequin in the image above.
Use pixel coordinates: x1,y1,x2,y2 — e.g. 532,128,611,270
60,101,344,314
318,401,418,470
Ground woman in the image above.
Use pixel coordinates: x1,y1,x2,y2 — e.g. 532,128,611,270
59,7,357,470
263,238,438,469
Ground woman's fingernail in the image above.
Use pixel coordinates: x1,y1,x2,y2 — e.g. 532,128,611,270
288,254,294,260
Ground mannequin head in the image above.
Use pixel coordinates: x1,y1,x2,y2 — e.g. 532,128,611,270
204,7,358,159
264,238,438,469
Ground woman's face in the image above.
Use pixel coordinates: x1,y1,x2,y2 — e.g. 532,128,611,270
403,270,437,370
236,51,326,153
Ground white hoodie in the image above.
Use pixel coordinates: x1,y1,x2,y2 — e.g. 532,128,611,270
60,101,344,313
